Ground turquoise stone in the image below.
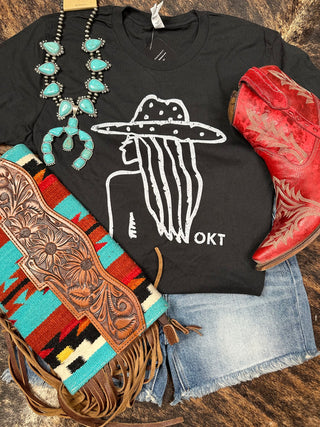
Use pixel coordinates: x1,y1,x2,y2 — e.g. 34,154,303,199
43,83,61,97
65,127,78,136
85,38,102,52
43,153,55,166
38,62,57,76
43,41,62,56
88,79,105,92
81,149,93,160
79,98,95,115
79,130,91,141
59,100,73,118
68,117,78,128
88,59,108,72
85,140,94,150
43,134,53,142
41,142,52,154
50,127,64,137
63,136,74,151
73,157,86,170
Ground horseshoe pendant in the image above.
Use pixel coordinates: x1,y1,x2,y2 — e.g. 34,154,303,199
41,117,94,170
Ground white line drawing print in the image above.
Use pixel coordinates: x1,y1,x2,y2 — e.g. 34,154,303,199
128,212,137,239
91,94,227,244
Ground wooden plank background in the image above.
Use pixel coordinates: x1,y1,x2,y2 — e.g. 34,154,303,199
0,1,320,426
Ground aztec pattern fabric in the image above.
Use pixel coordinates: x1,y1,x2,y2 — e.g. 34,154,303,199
0,144,167,396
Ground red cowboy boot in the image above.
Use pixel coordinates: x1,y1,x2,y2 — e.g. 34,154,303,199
228,65,320,271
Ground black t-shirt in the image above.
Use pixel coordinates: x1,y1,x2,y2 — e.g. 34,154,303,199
1,5,319,295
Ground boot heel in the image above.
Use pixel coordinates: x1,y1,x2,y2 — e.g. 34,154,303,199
228,90,239,124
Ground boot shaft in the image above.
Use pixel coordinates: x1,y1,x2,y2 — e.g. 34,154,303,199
232,65,320,169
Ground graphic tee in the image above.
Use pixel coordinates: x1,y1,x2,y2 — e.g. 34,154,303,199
1,5,320,295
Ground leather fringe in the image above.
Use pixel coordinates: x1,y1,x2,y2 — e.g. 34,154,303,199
0,312,182,426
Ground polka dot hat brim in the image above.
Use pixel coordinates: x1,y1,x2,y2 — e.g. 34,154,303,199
91,120,227,143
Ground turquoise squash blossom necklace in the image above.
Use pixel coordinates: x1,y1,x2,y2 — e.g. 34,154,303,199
35,1,111,170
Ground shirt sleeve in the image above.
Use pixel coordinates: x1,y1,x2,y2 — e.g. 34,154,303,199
0,17,48,146
269,31,320,97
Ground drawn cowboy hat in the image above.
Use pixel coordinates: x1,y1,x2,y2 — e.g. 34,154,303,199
91,94,227,143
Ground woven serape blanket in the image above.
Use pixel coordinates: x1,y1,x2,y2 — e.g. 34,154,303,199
0,144,167,395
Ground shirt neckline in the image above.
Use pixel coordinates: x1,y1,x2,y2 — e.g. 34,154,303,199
112,5,209,71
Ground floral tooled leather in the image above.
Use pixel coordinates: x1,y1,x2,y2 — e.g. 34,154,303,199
0,159,145,352
231,65,320,270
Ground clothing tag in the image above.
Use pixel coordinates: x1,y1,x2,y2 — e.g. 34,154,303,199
145,37,176,63
63,0,97,12
150,1,165,29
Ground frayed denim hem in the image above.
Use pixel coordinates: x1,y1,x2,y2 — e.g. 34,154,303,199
170,349,320,406
135,388,163,407
3,350,318,408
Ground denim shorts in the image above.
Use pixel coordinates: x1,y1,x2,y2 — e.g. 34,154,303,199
137,255,319,406
2,255,318,407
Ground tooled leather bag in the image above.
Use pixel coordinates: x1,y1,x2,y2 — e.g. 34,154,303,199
0,144,189,426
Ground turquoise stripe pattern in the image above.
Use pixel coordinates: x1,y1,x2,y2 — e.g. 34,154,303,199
55,194,89,221
1,144,31,162
11,290,62,338
0,241,21,292
144,297,168,328
95,234,124,269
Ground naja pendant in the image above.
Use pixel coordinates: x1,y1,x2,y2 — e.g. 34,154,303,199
41,117,94,170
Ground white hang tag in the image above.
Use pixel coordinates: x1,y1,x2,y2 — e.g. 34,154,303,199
150,1,165,29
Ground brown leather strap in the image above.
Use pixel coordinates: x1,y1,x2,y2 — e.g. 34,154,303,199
108,418,184,426
2,326,66,417
158,314,203,345
169,319,202,336
153,247,163,290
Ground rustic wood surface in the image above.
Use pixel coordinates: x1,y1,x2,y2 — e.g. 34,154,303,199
0,0,320,426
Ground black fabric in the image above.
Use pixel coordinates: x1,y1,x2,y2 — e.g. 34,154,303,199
1,5,320,295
